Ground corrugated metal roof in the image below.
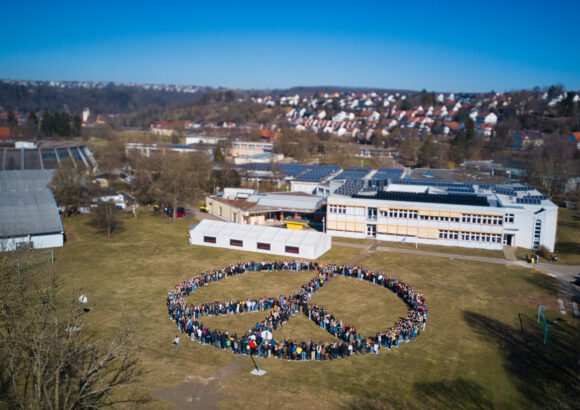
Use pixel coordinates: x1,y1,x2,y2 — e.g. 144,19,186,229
0,170,55,192
0,189,63,237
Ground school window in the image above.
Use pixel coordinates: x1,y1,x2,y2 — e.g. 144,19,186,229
257,242,270,250
367,207,377,220
230,239,243,247
505,213,515,224
285,246,299,254
203,236,216,244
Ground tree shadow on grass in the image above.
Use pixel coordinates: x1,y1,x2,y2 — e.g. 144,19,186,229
555,240,580,256
341,397,393,410
413,378,493,409
518,271,559,295
462,311,579,409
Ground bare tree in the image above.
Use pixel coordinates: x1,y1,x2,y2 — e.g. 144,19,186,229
0,253,145,409
134,151,212,219
91,202,122,237
48,160,85,217
524,135,578,200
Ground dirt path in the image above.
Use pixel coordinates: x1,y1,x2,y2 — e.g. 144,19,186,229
155,356,246,409
502,245,517,261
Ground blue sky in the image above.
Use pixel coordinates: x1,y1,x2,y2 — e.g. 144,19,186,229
1,0,578,92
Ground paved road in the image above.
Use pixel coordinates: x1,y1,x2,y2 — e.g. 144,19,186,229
333,240,580,283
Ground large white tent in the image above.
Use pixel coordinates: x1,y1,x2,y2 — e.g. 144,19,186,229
189,220,331,259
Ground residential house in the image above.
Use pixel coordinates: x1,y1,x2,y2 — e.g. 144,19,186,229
512,130,544,150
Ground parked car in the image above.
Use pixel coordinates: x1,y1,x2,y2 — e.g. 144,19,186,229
164,207,186,218
199,206,209,213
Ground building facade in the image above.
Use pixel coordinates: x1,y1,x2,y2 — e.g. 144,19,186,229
326,182,558,252
205,191,326,226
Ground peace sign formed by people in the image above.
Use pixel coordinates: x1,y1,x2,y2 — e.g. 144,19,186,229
167,260,428,361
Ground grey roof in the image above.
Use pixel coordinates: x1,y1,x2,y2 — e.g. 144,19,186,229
0,170,55,192
247,193,324,211
0,189,63,237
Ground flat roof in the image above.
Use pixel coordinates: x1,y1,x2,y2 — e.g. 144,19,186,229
191,219,328,246
334,180,556,210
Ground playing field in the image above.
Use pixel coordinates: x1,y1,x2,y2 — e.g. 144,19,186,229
54,211,579,409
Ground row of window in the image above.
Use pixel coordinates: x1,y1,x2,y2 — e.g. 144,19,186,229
438,230,502,243
420,215,460,222
330,206,516,226
380,209,420,219
461,213,505,225
203,236,299,254
328,205,347,214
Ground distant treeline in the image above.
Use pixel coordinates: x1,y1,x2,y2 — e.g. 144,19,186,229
0,83,209,115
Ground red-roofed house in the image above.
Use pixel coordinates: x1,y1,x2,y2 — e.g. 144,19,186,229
360,110,380,121
443,121,460,135
260,129,280,143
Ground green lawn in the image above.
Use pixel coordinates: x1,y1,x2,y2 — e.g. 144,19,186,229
514,207,580,265
554,207,580,264
52,211,579,409
332,237,505,258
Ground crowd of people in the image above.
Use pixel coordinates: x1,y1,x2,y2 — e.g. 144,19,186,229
166,260,428,360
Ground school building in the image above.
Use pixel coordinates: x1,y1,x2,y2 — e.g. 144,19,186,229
325,180,558,252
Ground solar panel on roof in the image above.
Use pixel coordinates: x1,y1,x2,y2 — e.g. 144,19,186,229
396,179,474,189
353,191,490,206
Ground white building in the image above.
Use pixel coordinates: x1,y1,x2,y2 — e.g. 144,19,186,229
189,220,331,259
326,181,558,252
0,170,64,251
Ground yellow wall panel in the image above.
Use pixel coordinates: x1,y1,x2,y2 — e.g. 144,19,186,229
418,227,439,239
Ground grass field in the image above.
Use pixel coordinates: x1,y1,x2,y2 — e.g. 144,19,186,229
554,207,580,264
332,237,506,259
514,207,580,265
53,211,579,409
